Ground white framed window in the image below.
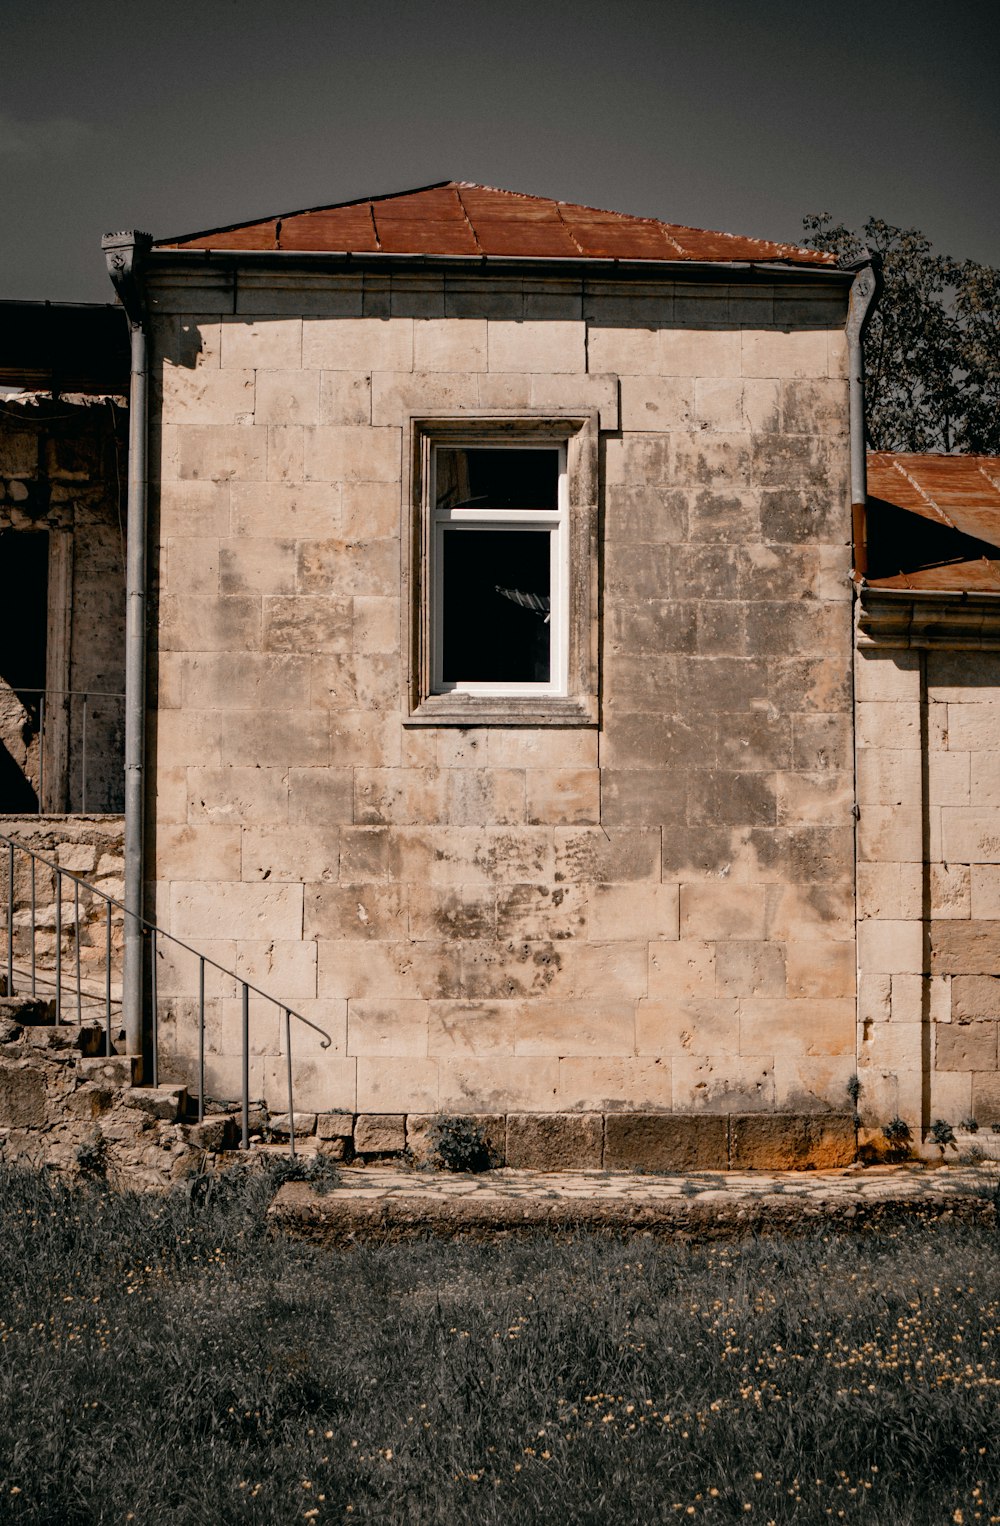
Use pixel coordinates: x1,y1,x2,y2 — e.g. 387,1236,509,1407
405,415,599,727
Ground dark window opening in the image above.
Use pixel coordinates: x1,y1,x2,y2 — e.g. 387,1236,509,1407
0,531,48,811
442,530,551,683
436,448,558,512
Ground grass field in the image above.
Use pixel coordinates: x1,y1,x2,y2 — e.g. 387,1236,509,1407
0,1162,998,1524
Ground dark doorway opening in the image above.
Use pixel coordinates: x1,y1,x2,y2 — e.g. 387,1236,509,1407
0,531,49,811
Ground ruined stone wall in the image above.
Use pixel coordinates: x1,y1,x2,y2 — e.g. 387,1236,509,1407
0,815,125,1021
146,264,854,1149
857,643,1000,1140
0,396,127,812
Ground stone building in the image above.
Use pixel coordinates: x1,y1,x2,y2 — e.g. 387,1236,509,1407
855,451,1000,1147
118,181,867,1168
5,182,999,1169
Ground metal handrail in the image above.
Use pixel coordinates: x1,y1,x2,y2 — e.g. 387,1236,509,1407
1,829,331,1157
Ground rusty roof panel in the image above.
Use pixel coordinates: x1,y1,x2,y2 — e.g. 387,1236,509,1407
375,185,468,220
473,219,581,257
375,218,480,255
866,559,1000,594
563,218,681,260
867,452,1000,551
278,207,379,251
170,221,278,251
155,180,837,266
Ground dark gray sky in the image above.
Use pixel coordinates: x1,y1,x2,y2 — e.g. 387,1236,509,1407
3,0,997,303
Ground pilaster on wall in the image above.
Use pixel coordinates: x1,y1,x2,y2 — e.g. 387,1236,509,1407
855,641,928,1132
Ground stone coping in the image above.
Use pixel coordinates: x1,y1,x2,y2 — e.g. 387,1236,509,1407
268,1162,1000,1242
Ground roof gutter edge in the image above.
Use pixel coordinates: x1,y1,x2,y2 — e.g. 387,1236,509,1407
144,248,849,281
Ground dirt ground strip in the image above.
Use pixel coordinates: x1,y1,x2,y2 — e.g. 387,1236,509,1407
268,1162,1000,1243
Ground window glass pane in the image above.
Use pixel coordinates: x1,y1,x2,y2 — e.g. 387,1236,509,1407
435,448,558,511
441,530,551,683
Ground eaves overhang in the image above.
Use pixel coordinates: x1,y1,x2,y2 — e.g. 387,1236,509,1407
143,247,855,286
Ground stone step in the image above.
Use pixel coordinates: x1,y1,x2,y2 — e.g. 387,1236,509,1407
187,1113,239,1151
78,1054,141,1087
121,1084,188,1123
0,997,57,1026
21,1022,108,1057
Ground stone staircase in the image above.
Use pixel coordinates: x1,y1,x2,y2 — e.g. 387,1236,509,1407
0,980,249,1186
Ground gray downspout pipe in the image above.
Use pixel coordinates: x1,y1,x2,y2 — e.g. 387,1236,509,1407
843,253,882,576
102,231,152,1067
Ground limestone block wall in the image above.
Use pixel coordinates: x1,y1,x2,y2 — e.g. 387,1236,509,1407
857,642,1000,1135
145,264,854,1121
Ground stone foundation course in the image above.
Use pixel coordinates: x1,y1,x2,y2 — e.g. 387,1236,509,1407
0,993,858,1180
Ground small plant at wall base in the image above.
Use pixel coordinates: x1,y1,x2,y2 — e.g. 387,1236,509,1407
427,1116,495,1173
847,1074,863,1128
961,1118,980,1135
930,1119,956,1149
74,1136,107,1177
883,1117,912,1144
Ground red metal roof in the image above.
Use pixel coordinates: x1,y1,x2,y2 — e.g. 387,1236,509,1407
867,452,1000,549
865,452,1000,595
155,181,835,267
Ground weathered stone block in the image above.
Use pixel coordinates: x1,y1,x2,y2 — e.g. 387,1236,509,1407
0,998,55,1026
931,922,1000,975
78,1056,137,1087
715,941,786,998
168,424,266,483
972,1071,1000,1124
524,769,600,826
729,1113,855,1170
65,1085,114,1120
558,1056,673,1111
857,919,924,976
741,329,830,379
316,1111,354,1140
122,1086,186,1122
0,1064,47,1127
188,1115,234,1150
952,975,1000,1021
302,317,413,371
348,1000,430,1058
354,1113,406,1154
604,1113,728,1171
784,940,856,1000
303,425,401,484
679,884,767,941
935,1022,998,1071
268,1112,317,1140
589,884,679,943
505,1112,603,1169
487,320,585,373
513,1002,635,1058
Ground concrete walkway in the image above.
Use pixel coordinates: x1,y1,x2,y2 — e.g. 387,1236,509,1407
269,1160,1000,1242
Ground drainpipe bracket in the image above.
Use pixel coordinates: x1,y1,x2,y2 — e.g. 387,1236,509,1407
102,231,153,328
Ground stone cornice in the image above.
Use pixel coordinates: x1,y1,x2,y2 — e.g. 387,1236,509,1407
857,585,1000,649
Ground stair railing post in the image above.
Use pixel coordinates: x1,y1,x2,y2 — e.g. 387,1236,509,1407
197,957,205,1124
81,696,88,814
149,928,158,1088
5,841,13,999
74,878,82,1023
104,902,112,1057
30,857,36,998
54,868,62,1024
241,983,250,1150
285,1007,295,1160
